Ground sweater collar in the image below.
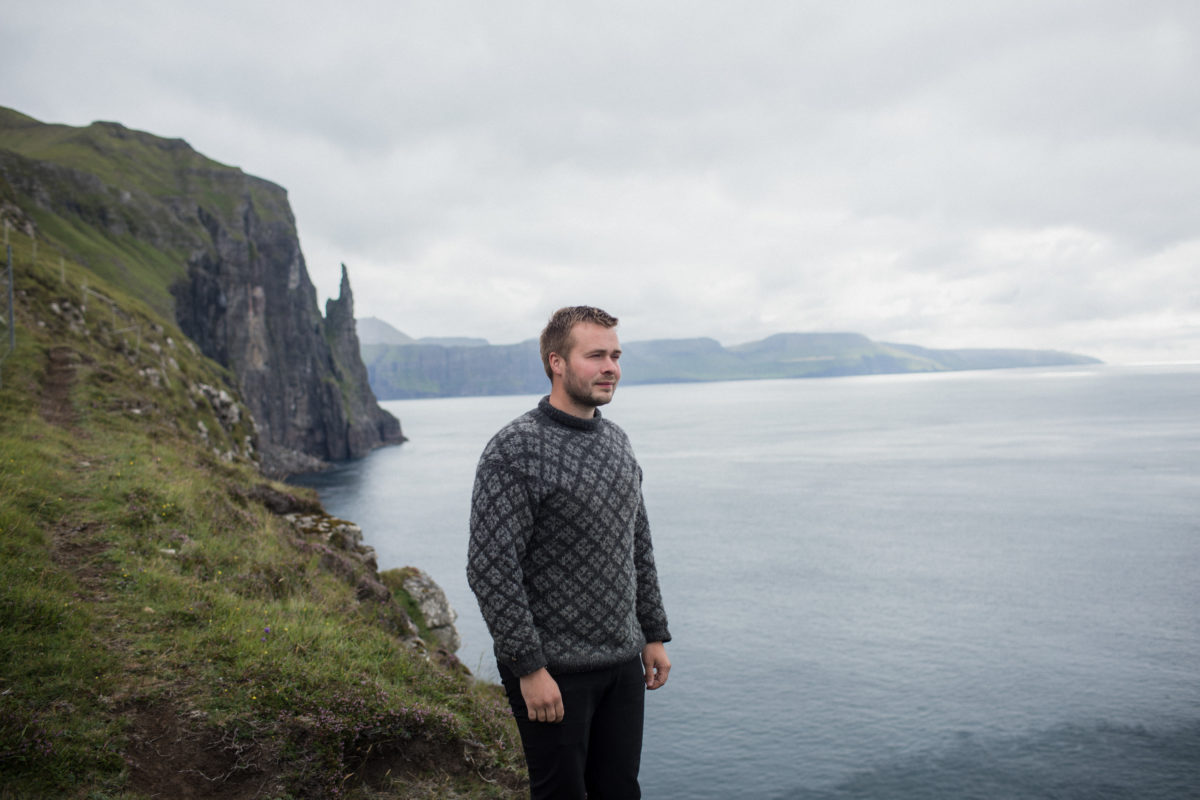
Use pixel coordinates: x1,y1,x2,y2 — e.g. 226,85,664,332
538,395,602,431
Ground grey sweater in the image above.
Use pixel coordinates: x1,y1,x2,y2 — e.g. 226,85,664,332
467,396,671,676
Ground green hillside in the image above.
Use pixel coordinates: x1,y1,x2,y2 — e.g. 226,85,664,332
0,106,286,322
0,216,522,796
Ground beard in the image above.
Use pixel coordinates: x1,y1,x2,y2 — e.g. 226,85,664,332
562,365,617,409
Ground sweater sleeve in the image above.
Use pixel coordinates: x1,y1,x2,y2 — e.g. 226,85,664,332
632,475,672,645
467,455,547,675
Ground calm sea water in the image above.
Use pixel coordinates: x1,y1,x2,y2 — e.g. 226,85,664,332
291,365,1200,799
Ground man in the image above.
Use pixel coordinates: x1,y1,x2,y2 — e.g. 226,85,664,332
467,306,672,799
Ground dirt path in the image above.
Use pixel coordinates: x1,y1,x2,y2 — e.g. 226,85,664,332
40,345,78,426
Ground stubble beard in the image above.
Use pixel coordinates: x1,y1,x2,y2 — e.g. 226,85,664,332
563,367,617,409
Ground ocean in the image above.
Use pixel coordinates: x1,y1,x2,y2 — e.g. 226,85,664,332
291,364,1200,798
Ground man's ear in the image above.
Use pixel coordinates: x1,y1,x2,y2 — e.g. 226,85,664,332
548,352,565,378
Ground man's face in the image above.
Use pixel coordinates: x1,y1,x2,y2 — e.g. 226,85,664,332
557,322,622,410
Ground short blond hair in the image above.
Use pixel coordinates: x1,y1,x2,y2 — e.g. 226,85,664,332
539,306,618,380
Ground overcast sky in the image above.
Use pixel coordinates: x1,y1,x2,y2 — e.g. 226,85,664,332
5,1,1199,362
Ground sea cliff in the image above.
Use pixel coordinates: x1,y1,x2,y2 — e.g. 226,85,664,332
0,106,402,476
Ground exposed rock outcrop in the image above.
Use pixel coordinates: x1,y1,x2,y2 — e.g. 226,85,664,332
168,176,404,475
322,264,402,460
397,567,462,652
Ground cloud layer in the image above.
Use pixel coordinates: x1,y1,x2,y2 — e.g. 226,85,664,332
6,1,1199,361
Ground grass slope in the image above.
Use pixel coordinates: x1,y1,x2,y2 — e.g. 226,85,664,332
0,106,289,322
0,230,523,797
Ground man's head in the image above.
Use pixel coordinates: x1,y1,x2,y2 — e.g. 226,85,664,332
540,306,622,416
539,306,619,379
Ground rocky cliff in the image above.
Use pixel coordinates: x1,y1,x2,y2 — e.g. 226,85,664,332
0,107,402,474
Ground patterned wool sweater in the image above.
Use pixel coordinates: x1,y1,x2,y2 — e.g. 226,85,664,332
468,396,671,676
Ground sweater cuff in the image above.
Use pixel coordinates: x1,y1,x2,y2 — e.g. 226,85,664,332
500,648,548,677
642,626,672,646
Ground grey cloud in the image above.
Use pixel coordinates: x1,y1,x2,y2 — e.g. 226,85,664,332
3,0,1198,362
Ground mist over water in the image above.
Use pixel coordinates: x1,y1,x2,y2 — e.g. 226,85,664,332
293,365,1200,798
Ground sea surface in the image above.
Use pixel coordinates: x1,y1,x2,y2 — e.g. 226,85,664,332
291,364,1200,799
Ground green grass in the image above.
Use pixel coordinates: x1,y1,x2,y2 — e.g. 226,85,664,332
0,229,523,798
0,106,283,215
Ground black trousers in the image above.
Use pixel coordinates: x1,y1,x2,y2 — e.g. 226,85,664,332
499,657,646,800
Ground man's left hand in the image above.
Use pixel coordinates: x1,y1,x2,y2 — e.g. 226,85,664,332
642,641,671,690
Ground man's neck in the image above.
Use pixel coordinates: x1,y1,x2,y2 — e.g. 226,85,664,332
547,388,598,419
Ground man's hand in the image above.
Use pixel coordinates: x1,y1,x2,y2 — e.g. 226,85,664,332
519,667,564,723
642,641,671,690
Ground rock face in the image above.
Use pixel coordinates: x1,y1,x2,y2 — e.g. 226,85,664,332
362,338,546,399
398,567,461,652
167,173,403,476
323,265,401,461
0,108,403,475
173,220,404,474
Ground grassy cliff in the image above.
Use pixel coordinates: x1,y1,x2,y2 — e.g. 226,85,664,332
0,107,403,475
0,229,523,796
0,105,279,323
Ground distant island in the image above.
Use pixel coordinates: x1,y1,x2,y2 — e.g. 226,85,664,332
356,316,1102,400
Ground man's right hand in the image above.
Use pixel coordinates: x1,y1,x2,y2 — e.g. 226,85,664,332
519,667,564,723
